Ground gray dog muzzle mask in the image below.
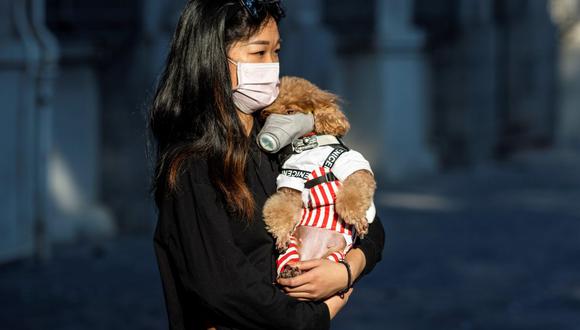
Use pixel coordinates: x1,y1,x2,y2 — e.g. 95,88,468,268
257,113,315,153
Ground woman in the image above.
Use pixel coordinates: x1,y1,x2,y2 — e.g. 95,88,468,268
149,1,385,329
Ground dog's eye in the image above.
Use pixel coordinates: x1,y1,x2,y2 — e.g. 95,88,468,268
286,109,296,115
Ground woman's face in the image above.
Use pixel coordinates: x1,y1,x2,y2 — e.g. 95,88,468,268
227,17,281,87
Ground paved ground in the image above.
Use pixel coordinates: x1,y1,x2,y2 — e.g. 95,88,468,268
0,236,165,330
1,150,580,330
335,150,580,330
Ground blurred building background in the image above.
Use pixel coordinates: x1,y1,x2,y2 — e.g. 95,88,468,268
1,0,580,329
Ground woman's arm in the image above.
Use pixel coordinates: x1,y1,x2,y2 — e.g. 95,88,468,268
351,215,386,280
155,170,331,330
277,216,385,300
344,248,366,283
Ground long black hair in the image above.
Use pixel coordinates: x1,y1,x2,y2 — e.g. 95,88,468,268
149,0,283,220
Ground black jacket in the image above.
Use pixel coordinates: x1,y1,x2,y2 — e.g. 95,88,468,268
153,122,385,330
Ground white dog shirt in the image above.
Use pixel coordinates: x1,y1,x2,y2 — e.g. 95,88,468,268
274,138,376,275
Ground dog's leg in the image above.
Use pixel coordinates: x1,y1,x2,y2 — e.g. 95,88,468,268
263,188,303,251
334,170,376,237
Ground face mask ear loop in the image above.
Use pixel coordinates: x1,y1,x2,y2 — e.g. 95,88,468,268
227,58,241,89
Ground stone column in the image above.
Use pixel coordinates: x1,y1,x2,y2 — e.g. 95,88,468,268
494,0,557,154
279,0,338,89
0,0,36,262
373,0,436,180
48,54,116,242
47,5,116,242
139,0,181,84
98,0,182,232
551,0,580,148
456,0,499,164
0,0,58,262
28,0,60,260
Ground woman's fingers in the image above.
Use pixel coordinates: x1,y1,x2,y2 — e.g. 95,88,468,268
286,291,315,300
285,285,327,301
282,283,312,293
276,260,322,287
295,259,322,271
277,271,314,287
277,259,352,301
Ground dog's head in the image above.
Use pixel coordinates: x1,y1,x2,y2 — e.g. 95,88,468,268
262,76,350,137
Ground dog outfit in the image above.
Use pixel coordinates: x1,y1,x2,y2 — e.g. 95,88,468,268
275,135,376,275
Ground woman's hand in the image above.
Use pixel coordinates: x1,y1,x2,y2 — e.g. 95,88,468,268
324,288,353,320
277,248,366,301
277,259,350,301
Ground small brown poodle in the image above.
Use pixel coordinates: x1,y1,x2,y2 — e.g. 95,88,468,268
262,76,377,278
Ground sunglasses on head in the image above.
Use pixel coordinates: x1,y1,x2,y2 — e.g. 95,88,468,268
240,0,285,20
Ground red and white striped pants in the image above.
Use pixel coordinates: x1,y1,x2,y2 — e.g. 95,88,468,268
276,167,355,275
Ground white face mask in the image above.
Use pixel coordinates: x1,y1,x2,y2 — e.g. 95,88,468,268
229,58,280,114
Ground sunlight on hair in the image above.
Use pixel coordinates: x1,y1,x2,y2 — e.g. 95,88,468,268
377,193,462,212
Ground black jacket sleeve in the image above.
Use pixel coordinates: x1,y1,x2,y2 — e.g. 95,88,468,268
354,215,385,279
155,171,330,330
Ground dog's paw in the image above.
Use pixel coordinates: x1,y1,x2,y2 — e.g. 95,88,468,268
335,202,366,223
338,208,366,224
276,233,293,251
278,264,303,278
335,193,370,236
353,219,369,238
338,214,368,237
265,216,298,251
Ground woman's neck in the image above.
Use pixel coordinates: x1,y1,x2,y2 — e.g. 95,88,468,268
237,111,254,137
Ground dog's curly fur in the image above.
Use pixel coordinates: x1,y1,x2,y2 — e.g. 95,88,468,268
262,76,376,254
263,188,303,250
261,76,350,137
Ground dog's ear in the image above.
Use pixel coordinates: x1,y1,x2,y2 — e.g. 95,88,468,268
313,101,350,137
308,87,350,137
